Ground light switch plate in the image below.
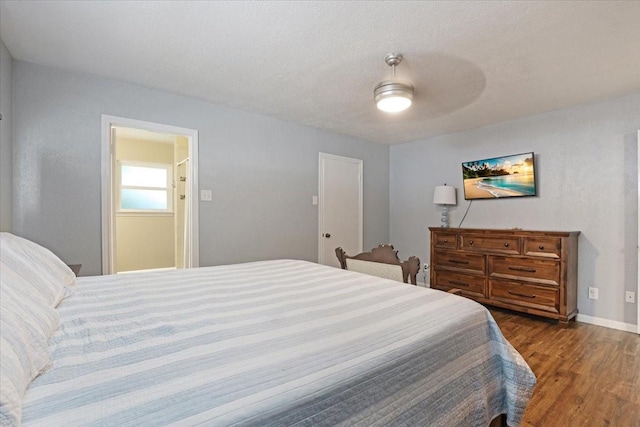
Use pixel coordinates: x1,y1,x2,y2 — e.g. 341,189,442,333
200,190,212,201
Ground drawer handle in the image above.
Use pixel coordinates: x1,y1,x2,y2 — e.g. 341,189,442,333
504,243,510,247
508,290,537,299
468,240,474,245
449,280,469,287
538,245,545,250
508,266,537,273
449,259,469,265
443,239,448,243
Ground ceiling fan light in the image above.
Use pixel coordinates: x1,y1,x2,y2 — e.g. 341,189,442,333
374,81,414,113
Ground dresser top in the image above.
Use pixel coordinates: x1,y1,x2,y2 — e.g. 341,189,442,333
428,227,580,237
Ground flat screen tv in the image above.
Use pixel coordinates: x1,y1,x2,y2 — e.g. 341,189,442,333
462,152,536,200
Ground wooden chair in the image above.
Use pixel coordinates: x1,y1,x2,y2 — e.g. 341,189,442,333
335,244,421,285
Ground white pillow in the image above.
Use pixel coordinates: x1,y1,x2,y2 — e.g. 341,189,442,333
0,283,60,346
0,309,52,426
0,233,73,425
0,233,76,307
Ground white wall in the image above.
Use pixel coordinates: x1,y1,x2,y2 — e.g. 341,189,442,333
12,60,390,275
0,40,12,232
390,92,640,326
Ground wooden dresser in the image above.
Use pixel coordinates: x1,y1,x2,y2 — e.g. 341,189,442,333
429,227,579,326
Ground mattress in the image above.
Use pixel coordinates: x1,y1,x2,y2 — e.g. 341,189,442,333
20,259,535,426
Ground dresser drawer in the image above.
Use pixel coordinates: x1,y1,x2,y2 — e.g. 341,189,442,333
432,232,457,249
460,234,520,255
524,237,561,259
489,256,560,286
434,250,485,274
429,227,579,326
490,279,559,313
434,270,485,297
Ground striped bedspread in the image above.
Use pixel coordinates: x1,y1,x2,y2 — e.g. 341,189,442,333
21,260,535,426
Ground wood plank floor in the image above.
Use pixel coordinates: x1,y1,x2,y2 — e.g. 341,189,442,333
490,308,640,427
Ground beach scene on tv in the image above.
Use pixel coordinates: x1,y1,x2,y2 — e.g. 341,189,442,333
462,153,536,199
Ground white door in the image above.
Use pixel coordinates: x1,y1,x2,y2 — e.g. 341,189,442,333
318,153,363,267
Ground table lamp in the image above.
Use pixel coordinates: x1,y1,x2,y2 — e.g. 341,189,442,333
433,185,457,227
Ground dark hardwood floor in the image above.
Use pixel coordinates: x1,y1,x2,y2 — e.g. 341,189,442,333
490,308,640,427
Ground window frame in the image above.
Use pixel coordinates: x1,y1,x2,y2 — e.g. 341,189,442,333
116,160,174,213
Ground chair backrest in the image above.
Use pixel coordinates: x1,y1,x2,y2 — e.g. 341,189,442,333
345,258,404,282
335,244,421,285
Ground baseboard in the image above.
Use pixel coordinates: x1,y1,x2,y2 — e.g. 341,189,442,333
576,313,638,333
417,287,637,333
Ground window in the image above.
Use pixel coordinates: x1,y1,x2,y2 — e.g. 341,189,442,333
118,161,173,212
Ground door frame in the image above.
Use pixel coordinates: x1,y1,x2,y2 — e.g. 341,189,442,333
318,152,363,265
101,115,200,274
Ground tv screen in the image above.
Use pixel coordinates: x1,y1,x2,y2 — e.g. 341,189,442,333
462,152,536,200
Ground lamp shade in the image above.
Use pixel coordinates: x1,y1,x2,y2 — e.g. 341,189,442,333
374,81,414,113
374,54,414,113
433,185,456,205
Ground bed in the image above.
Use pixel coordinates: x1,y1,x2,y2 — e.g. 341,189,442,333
0,233,536,426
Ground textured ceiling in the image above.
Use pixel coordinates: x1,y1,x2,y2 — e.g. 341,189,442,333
2,1,639,145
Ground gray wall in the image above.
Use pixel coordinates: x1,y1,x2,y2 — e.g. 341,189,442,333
390,92,640,326
12,60,390,275
0,40,12,232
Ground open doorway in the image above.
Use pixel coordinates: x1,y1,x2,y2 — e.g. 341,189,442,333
101,116,199,274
